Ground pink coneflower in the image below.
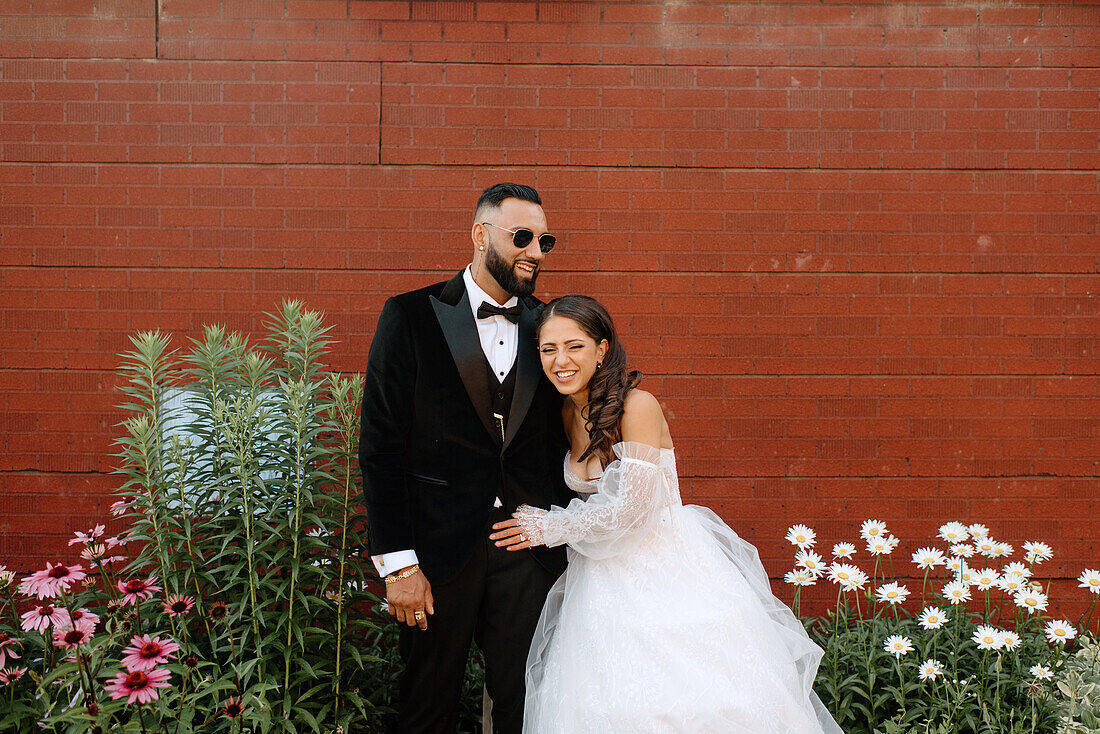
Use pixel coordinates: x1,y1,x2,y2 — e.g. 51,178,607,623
0,633,22,668
67,524,105,546
18,563,87,599
105,536,125,549
117,576,161,606
104,667,171,704
0,666,27,685
80,544,106,562
20,604,68,633
52,626,93,649
223,695,243,718
120,634,180,672
59,608,100,634
162,594,196,618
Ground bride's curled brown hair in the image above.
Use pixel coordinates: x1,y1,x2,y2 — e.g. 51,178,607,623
537,295,642,467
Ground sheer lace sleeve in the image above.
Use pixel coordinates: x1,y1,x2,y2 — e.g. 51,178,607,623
514,442,665,560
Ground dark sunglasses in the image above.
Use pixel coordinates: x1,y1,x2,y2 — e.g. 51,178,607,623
481,222,556,253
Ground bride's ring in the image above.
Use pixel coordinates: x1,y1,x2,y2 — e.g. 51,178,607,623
519,533,527,542
414,610,425,621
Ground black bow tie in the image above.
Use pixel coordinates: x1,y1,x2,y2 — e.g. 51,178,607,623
477,302,523,324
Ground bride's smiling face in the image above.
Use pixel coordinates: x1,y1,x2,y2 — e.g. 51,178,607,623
538,315,608,399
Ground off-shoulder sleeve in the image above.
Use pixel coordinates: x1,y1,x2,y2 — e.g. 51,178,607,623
514,442,665,560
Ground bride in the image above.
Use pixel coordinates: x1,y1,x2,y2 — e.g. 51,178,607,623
489,295,842,734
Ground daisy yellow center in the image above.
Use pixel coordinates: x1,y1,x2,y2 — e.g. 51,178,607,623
1089,580,1099,587
1055,629,1065,637
886,591,898,598
983,636,995,644
1026,598,1037,607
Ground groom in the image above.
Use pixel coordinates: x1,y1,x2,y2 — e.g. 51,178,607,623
359,182,572,733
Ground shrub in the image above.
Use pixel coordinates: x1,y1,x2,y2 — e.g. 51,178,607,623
0,302,406,732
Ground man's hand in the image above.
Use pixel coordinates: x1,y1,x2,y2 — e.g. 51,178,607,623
386,567,433,631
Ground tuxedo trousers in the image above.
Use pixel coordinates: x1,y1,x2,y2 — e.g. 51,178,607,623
396,508,558,734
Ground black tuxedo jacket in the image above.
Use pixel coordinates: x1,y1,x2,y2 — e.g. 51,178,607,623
359,271,572,584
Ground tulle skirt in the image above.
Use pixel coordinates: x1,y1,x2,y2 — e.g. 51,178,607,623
523,505,843,734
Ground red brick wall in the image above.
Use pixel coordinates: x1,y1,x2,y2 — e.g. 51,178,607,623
2,2,1098,597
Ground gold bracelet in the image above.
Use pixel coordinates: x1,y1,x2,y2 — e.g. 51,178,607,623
384,564,421,585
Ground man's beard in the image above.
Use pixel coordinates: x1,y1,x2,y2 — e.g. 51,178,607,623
484,245,539,298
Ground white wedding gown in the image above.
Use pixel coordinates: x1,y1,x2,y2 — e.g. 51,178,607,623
516,442,842,734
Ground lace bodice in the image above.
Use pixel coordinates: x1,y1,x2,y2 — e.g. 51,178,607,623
515,442,681,560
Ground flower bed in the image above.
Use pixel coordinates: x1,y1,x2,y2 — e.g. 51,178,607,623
784,520,1100,733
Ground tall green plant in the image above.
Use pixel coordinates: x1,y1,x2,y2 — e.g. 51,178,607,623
0,301,398,733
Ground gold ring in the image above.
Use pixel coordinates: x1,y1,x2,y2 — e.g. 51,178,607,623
414,611,425,621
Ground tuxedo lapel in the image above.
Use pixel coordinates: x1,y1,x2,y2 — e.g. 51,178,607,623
504,301,541,451
431,277,498,445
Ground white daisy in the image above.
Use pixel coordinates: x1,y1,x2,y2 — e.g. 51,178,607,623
875,582,910,606
972,625,1002,650
795,549,826,576
913,547,946,570
884,635,914,658
1014,588,1048,614
1078,569,1100,594
967,523,989,540
784,569,815,587
945,556,966,574
918,658,944,681
951,543,976,558
973,568,1000,589
973,537,997,557
860,519,888,541
942,580,972,605
918,606,947,630
996,575,1025,594
938,522,969,543
956,563,976,586
1044,619,1077,645
831,542,856,560
827,563,869,591
992,541,1013,558
785,524,816,549
867,535,899,556
999,630,1021,651
1023,541,1053,564
1002,562,1031,579
1030,664,1053,680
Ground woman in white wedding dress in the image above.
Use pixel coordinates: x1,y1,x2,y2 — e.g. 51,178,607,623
490,295,842,734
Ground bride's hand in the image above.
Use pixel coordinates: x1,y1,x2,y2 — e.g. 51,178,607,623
490,518,533,550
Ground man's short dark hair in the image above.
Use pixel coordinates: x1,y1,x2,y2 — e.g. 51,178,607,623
475,182,542,220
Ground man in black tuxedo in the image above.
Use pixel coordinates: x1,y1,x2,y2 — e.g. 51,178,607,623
359,182,572,733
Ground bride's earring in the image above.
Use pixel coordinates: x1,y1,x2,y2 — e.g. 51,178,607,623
596,361,602,370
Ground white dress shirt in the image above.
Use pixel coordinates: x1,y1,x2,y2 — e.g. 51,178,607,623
372,265,519,577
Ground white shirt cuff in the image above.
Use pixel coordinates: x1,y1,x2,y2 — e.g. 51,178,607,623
372,549,419,577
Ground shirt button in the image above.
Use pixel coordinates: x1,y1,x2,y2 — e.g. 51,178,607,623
497,392,505,399
499,372,505,377
499,340,504,345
